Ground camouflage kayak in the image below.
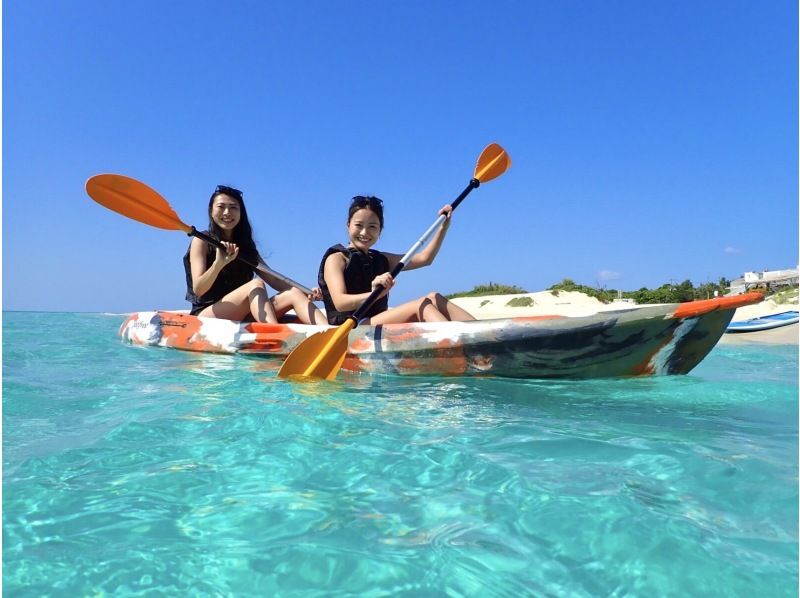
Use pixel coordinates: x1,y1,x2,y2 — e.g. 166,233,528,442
119,293,762,379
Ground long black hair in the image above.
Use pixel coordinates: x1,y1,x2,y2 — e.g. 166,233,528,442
207,185,261,263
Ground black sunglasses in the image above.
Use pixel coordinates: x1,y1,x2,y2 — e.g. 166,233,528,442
214,185,243,199
350,195,383,209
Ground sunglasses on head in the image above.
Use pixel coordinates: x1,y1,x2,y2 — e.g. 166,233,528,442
350,195,383,209
214,185,243,199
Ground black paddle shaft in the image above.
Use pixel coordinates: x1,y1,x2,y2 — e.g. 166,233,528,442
188,227,313,295
189,226,262,272
349,177,480,323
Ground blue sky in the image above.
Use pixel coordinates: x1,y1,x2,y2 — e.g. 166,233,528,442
3,1,797,313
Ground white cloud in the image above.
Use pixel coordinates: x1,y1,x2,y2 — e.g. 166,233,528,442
724,246,742,254
598,270,621,281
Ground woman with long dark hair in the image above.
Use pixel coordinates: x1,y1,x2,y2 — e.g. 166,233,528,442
184,185,324,323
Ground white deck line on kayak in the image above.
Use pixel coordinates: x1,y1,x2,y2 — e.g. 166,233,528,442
648,317,698,374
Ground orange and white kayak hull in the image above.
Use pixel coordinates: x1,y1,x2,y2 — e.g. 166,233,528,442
119,293,763,379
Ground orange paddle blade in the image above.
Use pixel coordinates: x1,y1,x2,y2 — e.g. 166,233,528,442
474,143,511,183
277,321,354,380
86,174,191,233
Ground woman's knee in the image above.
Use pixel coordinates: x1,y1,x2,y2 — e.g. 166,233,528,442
416,295,433,309
425,291,445,303
420,292,447,310
416,292,451,322
245,279,267,297
288,287,306,301
415,295,435,319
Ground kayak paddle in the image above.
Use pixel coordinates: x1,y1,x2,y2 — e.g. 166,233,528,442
277,142,511,381
85,174,314,295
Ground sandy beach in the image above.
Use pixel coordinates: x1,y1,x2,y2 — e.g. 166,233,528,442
451,290,799,345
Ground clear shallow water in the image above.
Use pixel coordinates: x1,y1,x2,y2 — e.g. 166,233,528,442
3,312,798,597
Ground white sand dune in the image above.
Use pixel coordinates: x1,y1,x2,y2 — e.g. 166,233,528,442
450,291,621,319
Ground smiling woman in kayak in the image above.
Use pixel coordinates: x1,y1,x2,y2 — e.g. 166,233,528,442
184,185,325,324
318,195,475,325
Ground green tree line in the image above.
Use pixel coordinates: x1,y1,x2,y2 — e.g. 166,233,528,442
446,283,528,299
448,278,732,304
549,278,731,304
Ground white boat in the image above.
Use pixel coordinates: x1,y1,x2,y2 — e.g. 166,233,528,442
725,310,799,333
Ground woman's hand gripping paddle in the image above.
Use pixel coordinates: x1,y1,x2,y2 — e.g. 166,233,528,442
85,174,314,295
277,142,511,381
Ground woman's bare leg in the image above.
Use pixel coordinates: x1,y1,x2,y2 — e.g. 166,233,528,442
198,279,278,323
369,297,445,324
270,287,327,324
432,293,476,321
366,292,475,325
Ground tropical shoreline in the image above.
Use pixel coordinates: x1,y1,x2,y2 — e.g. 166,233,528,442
451,290,799,345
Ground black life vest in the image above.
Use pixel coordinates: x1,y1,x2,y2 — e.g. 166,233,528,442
183,233,256,315
318,244,390,325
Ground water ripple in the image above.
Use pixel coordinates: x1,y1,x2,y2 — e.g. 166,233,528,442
3,313,798,596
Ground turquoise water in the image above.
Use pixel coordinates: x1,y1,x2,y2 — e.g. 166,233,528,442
4,312,798,597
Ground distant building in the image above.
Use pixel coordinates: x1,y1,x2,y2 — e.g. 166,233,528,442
612,289,636,304
728,267,799,295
